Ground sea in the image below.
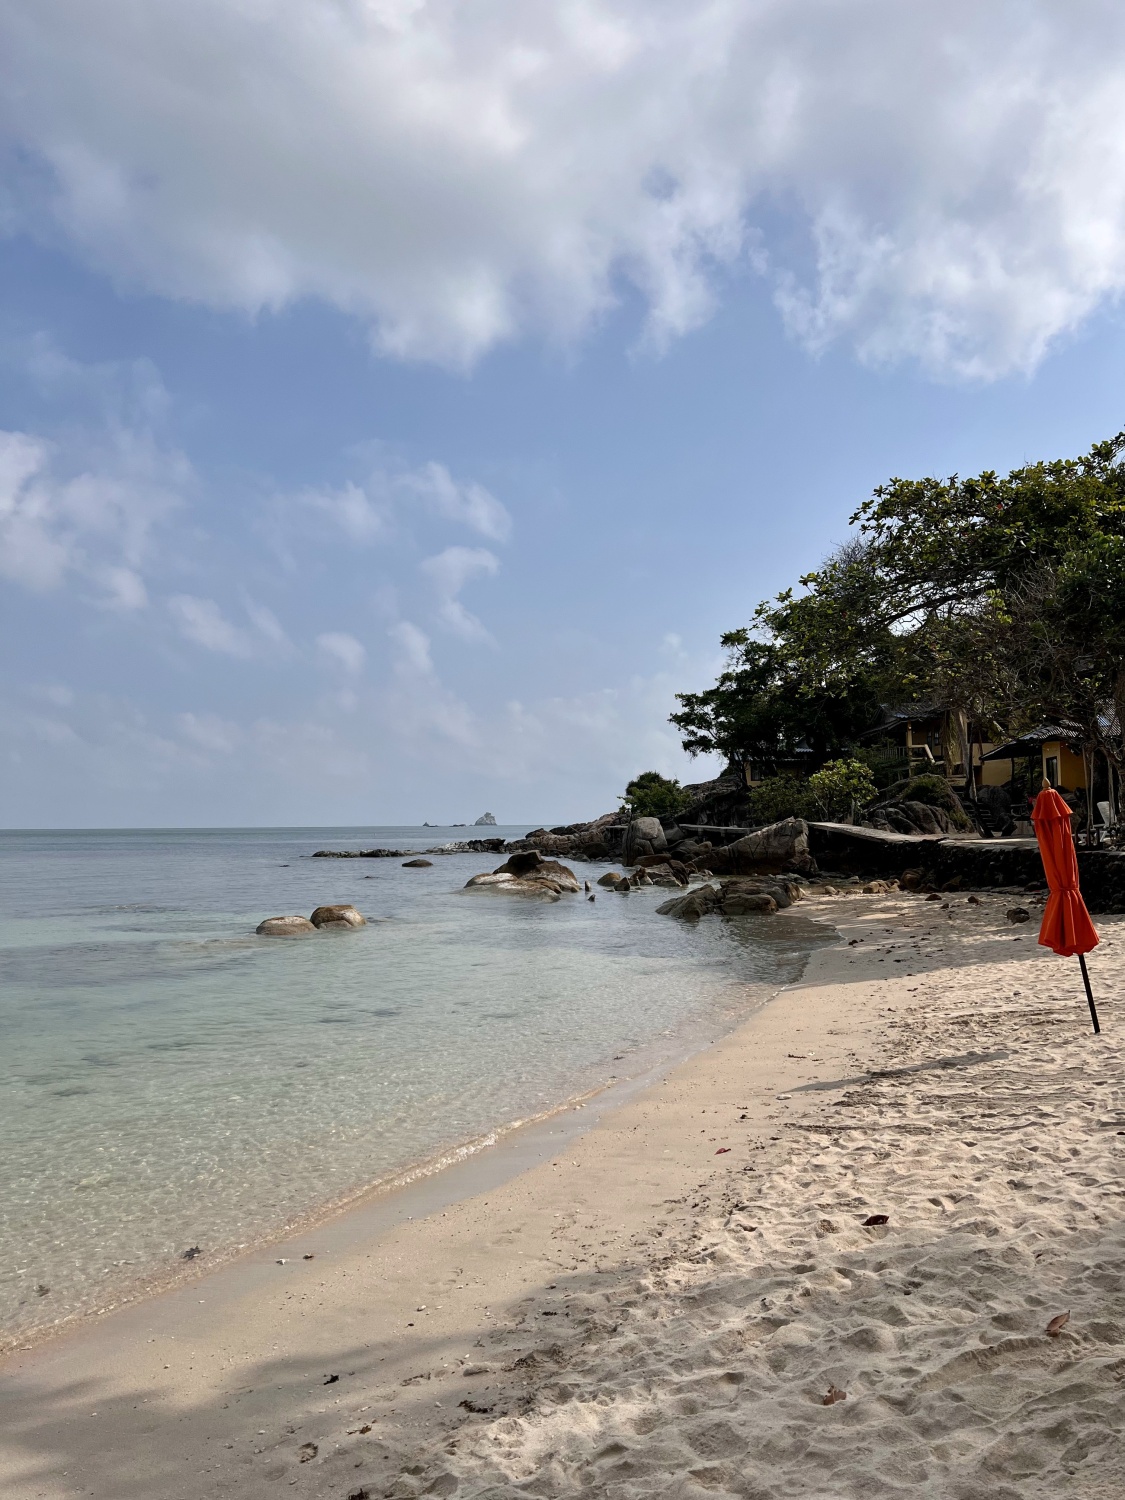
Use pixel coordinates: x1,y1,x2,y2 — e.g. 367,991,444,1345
0,825,837,1350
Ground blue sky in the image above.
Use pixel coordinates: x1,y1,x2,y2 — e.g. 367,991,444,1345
4,1,1125,827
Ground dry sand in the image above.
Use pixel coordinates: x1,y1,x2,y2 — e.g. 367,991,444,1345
2,888,1124,1499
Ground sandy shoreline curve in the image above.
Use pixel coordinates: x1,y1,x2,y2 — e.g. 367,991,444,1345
2,954,805,1361
3,887,1123,1499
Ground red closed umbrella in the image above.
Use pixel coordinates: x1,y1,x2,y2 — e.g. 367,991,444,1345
1031,786,1101,1033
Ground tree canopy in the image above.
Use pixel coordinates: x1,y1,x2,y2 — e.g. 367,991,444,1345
619,771,691,820
673,431,1125,779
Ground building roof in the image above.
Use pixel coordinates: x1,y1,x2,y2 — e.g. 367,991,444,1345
859,702,946,739
981,723,1084,761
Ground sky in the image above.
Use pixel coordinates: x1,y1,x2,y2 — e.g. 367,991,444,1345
4,1,1125,827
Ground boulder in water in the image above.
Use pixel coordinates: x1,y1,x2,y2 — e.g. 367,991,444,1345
309,904,366,929
621,816,668,865
466,856,580,896
722,889,779,915
496,849,544,877
257,915,316,937
492,852,579,891
656,885,721,920
463,871,561,900
402,858,433,867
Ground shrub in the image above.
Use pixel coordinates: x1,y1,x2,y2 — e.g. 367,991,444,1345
747,773,811,824
805,758,878,820
620,771,691,820
746,758,877,825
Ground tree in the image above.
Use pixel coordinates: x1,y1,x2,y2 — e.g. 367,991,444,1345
620,771,691,820
674,432,1125,802
805,758,878,820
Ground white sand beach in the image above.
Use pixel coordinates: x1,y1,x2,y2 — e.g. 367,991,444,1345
3,888,1124,1500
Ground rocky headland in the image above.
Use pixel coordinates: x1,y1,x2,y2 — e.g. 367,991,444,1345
306,771,1125,918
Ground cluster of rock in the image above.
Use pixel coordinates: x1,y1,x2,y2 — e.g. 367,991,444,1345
463,850,581,901
864,800,961,836
313,838,507,858
656,874,808,920
513,812,622,860
675,766,751,826
256,904,366,936
596,855,691,891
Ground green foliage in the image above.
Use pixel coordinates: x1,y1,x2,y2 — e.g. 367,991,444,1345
620,771,691,820
850,744,913,791
744,761,875,824
747,774,811,824
674,430,1125,781
892,773,958,808
805,758,878,819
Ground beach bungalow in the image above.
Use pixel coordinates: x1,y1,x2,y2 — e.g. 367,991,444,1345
979,722,1088,795
740,741,816,787
858,702,999,786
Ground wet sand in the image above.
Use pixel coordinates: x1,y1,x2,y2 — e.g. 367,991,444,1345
3,888,1123,1499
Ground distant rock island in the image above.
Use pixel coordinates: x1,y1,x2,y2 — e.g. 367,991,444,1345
474,812,498,826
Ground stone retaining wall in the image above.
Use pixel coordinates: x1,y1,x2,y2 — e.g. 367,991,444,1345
807,822,1125,913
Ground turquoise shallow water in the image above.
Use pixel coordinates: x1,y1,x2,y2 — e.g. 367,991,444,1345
0,826,836,1348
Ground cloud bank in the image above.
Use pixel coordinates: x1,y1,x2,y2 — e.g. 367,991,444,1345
5,1,1125,375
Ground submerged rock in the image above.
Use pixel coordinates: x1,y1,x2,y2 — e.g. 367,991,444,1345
463,871,561,900
722,889,778,915
656,874,805,920
639,860,688,888
465,856,580,897
656,885,721,920
256,915,317,936
309,904,366,929
402,858,433,867
491,853,580,892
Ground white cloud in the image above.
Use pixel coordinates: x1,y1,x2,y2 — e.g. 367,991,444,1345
385,618,480,746
317,630,366,674
244,600,289,647
0,348,190,603
98,565,148,610
298,481,387,544
288,460,510,547
177,711,241,754
398,463,511,542
6,2,1125,375
168,595,255,658
168,595,294,658
0,431,68,589
33,682,74,707
388,620,434,678
0,426,181,601
503,674,704,786
420,544,500,641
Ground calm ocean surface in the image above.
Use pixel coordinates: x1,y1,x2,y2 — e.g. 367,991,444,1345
0,825,836,1348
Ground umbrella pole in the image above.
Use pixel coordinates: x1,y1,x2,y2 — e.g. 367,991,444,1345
1078,953,1101,1035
